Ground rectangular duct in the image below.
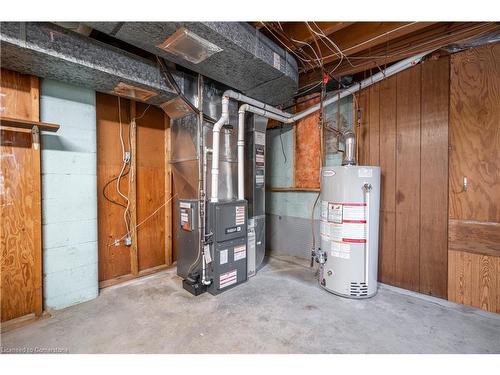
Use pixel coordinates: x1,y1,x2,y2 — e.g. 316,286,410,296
157,27,223,64
0,22,179,106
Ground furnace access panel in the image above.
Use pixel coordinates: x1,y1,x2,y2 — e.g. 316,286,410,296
207,200,248,295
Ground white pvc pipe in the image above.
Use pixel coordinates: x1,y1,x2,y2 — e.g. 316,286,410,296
218,51,432,202
210,95,229,202
223,129,234,199
225,90,293,119
237,108,246,200
364,187,370,285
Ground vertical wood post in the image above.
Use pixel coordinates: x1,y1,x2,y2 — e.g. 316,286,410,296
129,101,139,275
30,77,42,317
164,114,172,266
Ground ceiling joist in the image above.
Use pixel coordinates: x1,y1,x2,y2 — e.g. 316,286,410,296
298,22,500,88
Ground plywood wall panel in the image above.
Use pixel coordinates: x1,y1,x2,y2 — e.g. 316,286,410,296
395,65,421,292
0,68,38,121
0,69,42,322
96,93,133,281
419,56,449,298
449,43,500,223
448,249,499,313
97,94,172,285
447,42,500,313
136,103,166,271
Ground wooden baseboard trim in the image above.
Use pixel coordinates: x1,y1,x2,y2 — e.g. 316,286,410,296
1,311,51,333
99,263,171,289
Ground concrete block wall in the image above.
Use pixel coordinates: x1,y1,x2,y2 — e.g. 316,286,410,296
40,79,98,310
265,126,320,259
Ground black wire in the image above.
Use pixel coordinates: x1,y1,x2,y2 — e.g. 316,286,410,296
156,57,217,124
102,165,130,210
279,124,287,164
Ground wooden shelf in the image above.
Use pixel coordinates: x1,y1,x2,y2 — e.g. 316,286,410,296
449,219,500,258
0,116,60,132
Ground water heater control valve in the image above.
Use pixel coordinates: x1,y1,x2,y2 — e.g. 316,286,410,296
315,248,327,265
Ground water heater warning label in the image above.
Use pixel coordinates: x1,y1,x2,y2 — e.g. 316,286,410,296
342,223,366,243
331,241,351,259
321,202,367,243
321,201,328,220
328,203,343,223
342,203,367,222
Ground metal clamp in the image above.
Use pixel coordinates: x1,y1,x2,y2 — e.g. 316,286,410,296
31,125,40,150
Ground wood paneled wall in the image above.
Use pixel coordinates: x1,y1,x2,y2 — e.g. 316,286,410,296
447,43,500,312
356,56,450,298
96,93,172,287
0,69,43,322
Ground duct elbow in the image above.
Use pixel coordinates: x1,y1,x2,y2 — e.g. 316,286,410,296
213,96,230,133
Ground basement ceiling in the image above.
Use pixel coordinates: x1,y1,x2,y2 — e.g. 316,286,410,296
255,21,500,91
85,22,299,105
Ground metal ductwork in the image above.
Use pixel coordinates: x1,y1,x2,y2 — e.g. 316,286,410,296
84,22,299,105
0,22,181,106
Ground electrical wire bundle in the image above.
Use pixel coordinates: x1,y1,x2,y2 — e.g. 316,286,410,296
103,97,151,247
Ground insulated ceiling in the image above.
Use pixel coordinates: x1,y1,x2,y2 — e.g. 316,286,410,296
85,22,299,105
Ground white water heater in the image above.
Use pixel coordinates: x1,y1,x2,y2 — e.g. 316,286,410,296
319,165,380,298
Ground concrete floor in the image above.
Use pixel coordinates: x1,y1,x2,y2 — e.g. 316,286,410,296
2,256,500,353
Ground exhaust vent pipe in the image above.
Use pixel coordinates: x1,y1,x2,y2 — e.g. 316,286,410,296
342,131,356,166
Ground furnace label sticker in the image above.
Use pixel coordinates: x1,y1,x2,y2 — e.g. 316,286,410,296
220,270,237,289
235,206,245,226
255,131,265,146
220,249,228,265
234,244,247,261
180,205,192,231
328,203,343,223
179,201,191,209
